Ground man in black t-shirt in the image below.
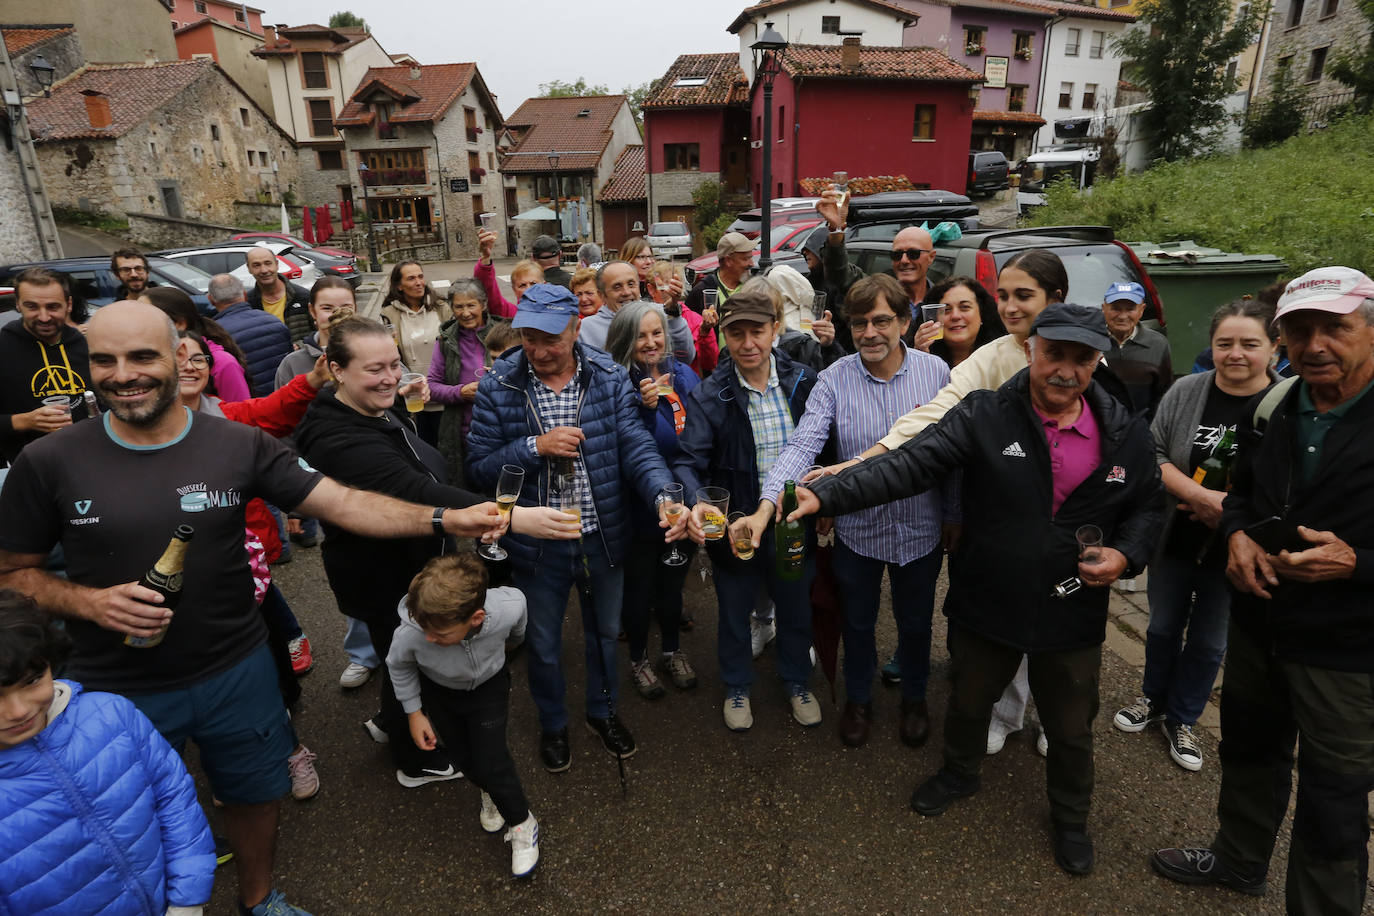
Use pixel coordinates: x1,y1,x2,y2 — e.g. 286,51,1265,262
0,301,505,916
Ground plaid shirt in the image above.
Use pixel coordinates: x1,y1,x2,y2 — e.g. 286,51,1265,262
527,355,598,533
736,356,795,490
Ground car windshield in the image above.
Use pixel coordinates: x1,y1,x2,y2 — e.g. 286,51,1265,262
994,244,1140,310
150,259,211,293
651,223,688,236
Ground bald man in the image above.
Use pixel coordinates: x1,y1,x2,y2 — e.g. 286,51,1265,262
0,302,504,915
244,246,313,344
889,226,937,312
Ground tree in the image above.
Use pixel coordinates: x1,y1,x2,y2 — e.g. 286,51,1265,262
1243,65,1311,148
1329,0,1374,110
622,80,658,127
1114,0,1263,161
539,77,610,97
329,11,368,31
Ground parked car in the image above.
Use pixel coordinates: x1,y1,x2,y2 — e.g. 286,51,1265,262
842,224,1166,328
229,231,356,261
1015,145,1100,215
684,219,822,284
153,241,321,289
845,190,981,234
725,198,821,239
285,247,360,288
0,256,217,316
646,221,693,258
967,151,1010,197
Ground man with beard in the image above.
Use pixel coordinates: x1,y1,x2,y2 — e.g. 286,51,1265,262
0,301,506,916
111,247,153,300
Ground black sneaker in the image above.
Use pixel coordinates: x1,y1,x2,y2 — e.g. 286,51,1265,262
214,834,234,867
910,769,980,816
540,728,571,773
1052,823,1095,876
585,714,637,758
1164,720,1203,772
1113,696,1164,733
1151,847,1267,896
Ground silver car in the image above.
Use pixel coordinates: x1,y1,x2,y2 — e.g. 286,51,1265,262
152,241,322,289
646,221,693,258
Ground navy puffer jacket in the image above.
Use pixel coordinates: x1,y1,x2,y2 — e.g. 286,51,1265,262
0,681,215,915
466,342,675,566
213,301,292,396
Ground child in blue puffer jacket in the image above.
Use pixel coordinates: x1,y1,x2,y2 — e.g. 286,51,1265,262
0,590,216,916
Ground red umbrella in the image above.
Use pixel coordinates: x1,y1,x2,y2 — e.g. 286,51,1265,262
315,206,333,243
301,207,315,244
810,541,843,704
340,199,354,231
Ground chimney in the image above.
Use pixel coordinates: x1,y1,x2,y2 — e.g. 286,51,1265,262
81,90,112,130
145,50,157,66
262,25,276,46
841,36,861,71
410,66,422,80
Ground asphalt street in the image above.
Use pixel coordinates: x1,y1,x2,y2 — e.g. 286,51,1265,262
200,545,1300,916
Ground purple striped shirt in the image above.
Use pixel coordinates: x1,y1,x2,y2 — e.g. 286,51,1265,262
761,346,954,564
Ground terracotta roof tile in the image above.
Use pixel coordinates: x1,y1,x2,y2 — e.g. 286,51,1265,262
781,44,983,81
972,108,1047,125
1032,0,1135,20
949,0,1056,16
599,144,646,202
500,95,628,173
728,0,916,33
252,22,371,56
644,53,749,110
2,25,74,55
26,60,213,141
334,63,474,126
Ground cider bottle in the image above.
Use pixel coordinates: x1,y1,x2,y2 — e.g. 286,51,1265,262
774,481,805,582
124,525,194,648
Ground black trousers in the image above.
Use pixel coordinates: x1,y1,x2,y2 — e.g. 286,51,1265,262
419,667,530,826
1212,621,1374,916
942,622,1101,826
623,534,696,663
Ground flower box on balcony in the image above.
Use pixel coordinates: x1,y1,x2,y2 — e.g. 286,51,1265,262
965,44,984,56
1015,48,1034,61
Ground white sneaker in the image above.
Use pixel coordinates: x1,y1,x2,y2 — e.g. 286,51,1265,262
286,746,319,801
339,662,373,689
750,616,776,659
1036,728,1049,758
395,763,464,788
789,685,822,727
724,688,753,731
479,791,504,833
505,813,540,877
986,726,1010,755
362,716,389,744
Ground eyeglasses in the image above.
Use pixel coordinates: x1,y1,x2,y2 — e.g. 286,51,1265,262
116,265,148,274
891,248,933,262
179,354,212,370
848,314,898,333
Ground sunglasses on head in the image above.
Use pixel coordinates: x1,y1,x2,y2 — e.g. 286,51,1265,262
891,248,932,262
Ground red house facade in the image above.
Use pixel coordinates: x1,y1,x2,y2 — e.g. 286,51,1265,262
749,40,981,200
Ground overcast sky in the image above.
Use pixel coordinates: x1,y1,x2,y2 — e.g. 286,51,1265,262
273,0,752,115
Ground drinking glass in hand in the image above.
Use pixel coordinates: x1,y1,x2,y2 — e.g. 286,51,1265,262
832,170,850,207
659,482,689,567
696,487,729,540
1076,525,1103,563
400,372,425,413
728,511,754,560
654,359,675,397
802,291,827,334
478,465,524,560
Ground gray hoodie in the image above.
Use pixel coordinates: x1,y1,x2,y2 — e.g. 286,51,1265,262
387,586,527,713
274,333,323,391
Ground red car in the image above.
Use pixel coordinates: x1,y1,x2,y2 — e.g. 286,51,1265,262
230,232,356,261
684,220,822,284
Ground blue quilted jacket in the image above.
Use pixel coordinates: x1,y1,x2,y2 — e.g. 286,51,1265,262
466,342,675,566
213,301,292,396
0,681,215,916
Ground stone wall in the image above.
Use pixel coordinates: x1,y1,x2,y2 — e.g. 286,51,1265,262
296,147,349,213
232,200,297,228
9,30,84,98
1260,0,1371,98
126,211,239,249
0,133,43,261
37,63,301,226
650,170,716,211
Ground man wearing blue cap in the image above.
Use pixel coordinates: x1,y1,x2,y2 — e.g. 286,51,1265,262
466,284,687,774
1102,281,1172,418
791,302,1163,876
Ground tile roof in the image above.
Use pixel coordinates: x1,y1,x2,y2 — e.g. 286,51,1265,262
252,23,371,56
334,63,475,126
1034,0,1136,20
2,25,74,55
972,108,1047,125
643,53,749,110
728,0,916,33
500,95,628,173
598,144,646,202
25,59,213,141
780,44,983,81
947,0,1056,16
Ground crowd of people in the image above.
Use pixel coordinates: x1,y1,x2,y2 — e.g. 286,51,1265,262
0,191,1371,915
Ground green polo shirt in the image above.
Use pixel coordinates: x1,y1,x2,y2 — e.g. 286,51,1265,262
1295,377,1374,482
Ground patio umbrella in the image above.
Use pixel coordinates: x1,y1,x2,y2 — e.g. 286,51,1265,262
315,206,333,243
512,205,558,221
340,199,354,231
810,541,843,705
302,207,315,244
279,203,290,233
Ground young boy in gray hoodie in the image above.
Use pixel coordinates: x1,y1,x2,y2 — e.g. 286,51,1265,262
387,552,539,877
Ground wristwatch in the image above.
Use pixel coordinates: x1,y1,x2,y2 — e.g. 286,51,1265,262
431,507,446,536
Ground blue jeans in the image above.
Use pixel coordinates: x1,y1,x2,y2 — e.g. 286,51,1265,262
1143,549,1231,726
831,536,942,705
344,616,379,669
709,528,814,691
514,536,625,732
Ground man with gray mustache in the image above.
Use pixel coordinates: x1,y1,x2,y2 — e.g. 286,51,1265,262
790,302,1163,876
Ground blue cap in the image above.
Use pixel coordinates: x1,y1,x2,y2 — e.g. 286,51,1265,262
511,283,580,334
1103,281,1145,305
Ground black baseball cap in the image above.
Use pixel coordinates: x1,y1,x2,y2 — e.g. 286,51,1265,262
532,235,560,258
1028,302,1111,351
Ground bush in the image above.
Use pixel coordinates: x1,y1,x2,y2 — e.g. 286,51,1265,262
690,181,726,235
1243,67,1310,148
1024,112,1374,276
699,212,735,253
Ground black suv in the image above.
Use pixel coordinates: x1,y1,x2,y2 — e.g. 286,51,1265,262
0,256,216,316
967,151,1010,197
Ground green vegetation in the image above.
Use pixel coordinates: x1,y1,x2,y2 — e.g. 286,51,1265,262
328,11,368,32
538,77,655,128
690,181,734,252
1329,0,1374,103
1242,66,1310,149
51,205,130,236
1024,113,1374,276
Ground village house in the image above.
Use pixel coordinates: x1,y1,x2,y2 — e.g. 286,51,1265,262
597,144,648,253
173,17,273,118
167,0,264,36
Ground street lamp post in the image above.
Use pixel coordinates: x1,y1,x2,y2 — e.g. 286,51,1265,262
751,22,788,271
547,151,561,241
28,53,54,97
356,162,380,272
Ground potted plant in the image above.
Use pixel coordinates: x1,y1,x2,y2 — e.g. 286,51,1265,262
1015,47,1033,61
965,42,984,56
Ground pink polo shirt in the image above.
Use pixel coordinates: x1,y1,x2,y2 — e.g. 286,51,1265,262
1034,396,1100,516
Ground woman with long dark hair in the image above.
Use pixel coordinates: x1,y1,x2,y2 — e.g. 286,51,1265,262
924,276,1005,368
380,260,451,445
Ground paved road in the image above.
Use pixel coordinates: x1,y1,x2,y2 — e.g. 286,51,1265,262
202,547,1300,915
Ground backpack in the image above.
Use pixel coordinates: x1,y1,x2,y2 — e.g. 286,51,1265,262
1251,376,1299,438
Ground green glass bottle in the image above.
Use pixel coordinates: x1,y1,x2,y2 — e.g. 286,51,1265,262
1192,426,1237,490
775,480,805,581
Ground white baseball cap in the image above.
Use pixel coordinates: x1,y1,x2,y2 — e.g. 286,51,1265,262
1275,267,1374,321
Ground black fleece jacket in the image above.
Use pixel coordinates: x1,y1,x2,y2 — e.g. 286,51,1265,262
0,322,91,464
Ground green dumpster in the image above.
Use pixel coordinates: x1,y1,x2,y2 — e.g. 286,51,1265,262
1128,241,1289,376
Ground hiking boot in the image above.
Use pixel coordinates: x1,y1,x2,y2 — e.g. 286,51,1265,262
1151,847,1266,895
724,688,753,731
789,684,822,727
287,636,313,676
1114,695,1164,733
540,728,571,773
505,813,540,877
660,651,698,689
910,770,980,816
750,615,776,659
1164,720,1203,772
479,791,504,833
630,657,666,699
287,745,319,801
585,714,637,758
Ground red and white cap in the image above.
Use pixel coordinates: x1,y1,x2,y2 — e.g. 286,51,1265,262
1275,266,1374,321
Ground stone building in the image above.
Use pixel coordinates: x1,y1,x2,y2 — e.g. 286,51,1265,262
2,23,82,97
1256,0,1370,99
26,58,300,225
251,23,393,212
0,0,177,64
334,62,507,260
1,26,62,259
499,95,641,256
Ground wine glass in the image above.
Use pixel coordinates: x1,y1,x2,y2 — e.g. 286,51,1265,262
479,465,524,561
659,483,688,567
832,170,850,207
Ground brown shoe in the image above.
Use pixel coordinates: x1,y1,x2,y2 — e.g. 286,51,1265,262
838,701,872,747
900,699,930,748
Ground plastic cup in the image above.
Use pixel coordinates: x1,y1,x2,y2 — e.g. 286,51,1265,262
921,304,947,340
479,212,495,230
42,395,72,415
400,372,425,413
696,487,729,540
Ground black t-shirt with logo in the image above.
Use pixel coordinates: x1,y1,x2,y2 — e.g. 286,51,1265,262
0,408,322,694
1166,384,1252,563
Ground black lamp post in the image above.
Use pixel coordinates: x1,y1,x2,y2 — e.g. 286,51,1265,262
29,54,55,98
751,21,788,271
356,162,380,272
547,151,561,239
